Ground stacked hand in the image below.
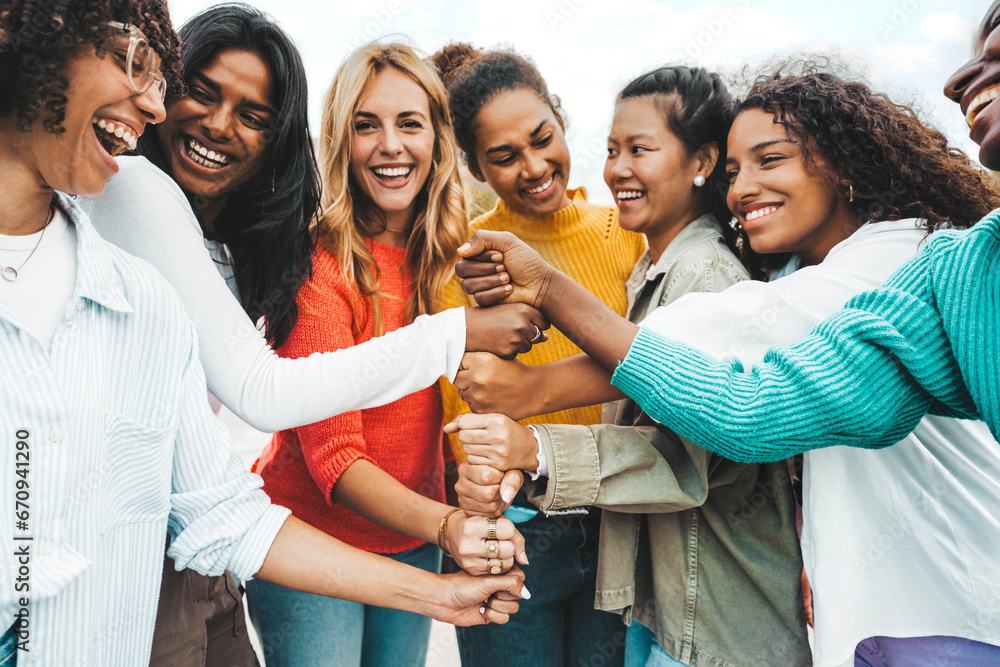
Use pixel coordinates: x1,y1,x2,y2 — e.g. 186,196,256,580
445,413,535,519
457,231,553,308
438,566,528,626
454,352,539,420
443,509,528,575
465,303,549,359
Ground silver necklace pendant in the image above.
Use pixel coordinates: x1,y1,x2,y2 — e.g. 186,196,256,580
1,266,18,282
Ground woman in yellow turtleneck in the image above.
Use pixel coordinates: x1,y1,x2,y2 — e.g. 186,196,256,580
432,44,645,667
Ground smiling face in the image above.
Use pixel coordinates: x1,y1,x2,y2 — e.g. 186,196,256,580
604,96,713,260
349,67,436,229
10,41,166,200
725,109,856,266
155,48,275,206
470,87,572,218
944,0,1000,169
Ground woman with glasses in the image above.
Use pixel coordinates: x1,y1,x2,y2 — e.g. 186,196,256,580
0,1,528,663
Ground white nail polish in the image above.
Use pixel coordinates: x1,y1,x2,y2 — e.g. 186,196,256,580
520,585,531,600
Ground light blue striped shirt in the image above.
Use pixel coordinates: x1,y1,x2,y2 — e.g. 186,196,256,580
0,194,290,666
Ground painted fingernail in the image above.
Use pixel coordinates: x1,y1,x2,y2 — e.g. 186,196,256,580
480,606,486,614
501,487,515,503
520,585,531,600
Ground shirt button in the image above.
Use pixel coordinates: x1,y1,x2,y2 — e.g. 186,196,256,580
75,301,85,311
40,540,55,556
801,540,811,549
50,428,64,443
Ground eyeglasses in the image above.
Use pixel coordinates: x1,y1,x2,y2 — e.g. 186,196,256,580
107,21,167,101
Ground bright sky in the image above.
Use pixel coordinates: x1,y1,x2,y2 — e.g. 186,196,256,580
169,0,992,205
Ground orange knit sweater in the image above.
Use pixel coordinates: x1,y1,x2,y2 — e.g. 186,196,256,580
253,240,445,554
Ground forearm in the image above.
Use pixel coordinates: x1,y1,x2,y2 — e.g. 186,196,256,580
332,459,447,545
525,423,712,514
535,355,625,417
612,321,938,462
538,271,639,373
255,516,442,617
233,308,466,432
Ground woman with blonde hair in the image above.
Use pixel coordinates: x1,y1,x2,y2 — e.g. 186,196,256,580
246,43,534,666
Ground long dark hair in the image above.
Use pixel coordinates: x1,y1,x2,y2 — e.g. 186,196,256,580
615,66,761,274
138,2,319,347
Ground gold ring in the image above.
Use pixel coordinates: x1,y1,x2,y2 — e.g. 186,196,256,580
485,539,499,558
486,518,498,541
488,558,502,575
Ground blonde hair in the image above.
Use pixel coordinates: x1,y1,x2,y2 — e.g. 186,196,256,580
315,43,468,336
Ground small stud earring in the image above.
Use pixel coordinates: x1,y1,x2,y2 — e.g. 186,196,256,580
693,175,706,187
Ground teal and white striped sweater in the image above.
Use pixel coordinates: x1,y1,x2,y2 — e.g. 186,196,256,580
612,209,999,462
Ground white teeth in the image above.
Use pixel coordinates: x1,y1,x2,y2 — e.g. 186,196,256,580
373,166,412,177
617,190,644,201
745,205,779,221
967,85,1000,126
526,175,554,194
185,138,229,166
92,117,138,154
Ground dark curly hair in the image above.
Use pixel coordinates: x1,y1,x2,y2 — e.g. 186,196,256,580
138,3,319,349
431,43,563,171
737,63,1000,264
0,0,183,134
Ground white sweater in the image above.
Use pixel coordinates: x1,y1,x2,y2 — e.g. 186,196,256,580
82,157,466,433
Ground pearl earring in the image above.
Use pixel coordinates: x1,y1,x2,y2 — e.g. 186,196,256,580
693,175,706,187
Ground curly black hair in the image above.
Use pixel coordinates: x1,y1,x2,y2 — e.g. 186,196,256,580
739,63,1000,232
432,43,563,171
0,0,183,134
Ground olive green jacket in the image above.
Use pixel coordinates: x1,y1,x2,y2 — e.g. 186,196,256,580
524,217,811,667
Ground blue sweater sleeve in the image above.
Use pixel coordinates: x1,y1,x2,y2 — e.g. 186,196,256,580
611,243,981,463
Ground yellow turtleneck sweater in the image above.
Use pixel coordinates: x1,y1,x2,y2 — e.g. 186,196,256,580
441,187,647,462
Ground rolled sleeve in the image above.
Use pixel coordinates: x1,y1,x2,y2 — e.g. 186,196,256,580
526,421,714,515
165,322,288,580
526,424,601,512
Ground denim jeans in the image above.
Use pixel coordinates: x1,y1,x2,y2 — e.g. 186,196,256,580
625,622,685,667
246,542,441,667
456,509,625,667
0,621,17,667
854,635,1000,666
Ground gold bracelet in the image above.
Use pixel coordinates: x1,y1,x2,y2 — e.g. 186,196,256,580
438,507,463,557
